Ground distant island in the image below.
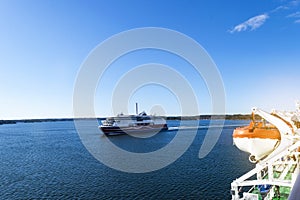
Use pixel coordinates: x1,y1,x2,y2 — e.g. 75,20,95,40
0,114,252,125
165,114,252,120
0,118,73,125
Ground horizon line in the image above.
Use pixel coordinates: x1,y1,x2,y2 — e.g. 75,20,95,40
0,113,252,122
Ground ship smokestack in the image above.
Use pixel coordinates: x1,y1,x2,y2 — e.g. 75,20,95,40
136,103,138,115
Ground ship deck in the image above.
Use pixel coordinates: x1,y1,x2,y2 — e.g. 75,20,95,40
231,141,300,200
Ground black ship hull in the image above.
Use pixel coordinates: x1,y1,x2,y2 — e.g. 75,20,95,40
100,124,168,136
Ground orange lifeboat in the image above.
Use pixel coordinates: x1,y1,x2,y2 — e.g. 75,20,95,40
233,114,281,163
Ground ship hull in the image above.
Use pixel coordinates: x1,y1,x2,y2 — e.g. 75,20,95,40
233,137,279,160
100,124,168,136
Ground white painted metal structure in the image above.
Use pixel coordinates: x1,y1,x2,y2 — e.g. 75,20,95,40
231,106,300,200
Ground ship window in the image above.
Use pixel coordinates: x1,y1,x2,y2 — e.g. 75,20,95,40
143,116,151,120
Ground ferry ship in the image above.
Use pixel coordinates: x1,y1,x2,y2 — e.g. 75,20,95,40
99,104,168,136
231,103,300,200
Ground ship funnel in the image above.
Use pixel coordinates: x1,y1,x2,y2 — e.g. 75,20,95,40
136,103,138,115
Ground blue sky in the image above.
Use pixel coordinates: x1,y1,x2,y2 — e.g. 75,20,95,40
1,0,300,119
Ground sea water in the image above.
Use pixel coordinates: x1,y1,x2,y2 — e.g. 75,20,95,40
0,120,254,199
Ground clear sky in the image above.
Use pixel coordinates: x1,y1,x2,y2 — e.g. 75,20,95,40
1,0,300,119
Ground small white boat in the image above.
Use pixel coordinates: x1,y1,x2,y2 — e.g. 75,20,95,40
233,115,280,163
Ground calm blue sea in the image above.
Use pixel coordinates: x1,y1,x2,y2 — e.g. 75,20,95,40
0,120,254,199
